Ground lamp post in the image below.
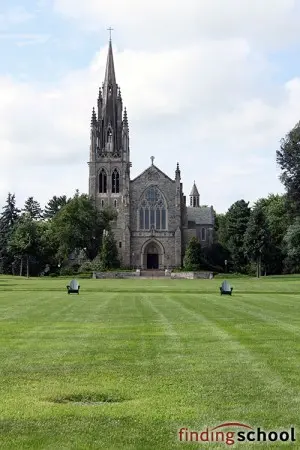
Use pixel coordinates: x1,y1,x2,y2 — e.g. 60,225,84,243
132,252,135,270
224,260,227,273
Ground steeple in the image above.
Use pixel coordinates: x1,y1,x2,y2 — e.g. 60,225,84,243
190,181,200,207
102,39,117,105
89,35,129,163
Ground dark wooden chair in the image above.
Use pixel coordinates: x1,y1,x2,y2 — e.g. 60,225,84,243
220,280,233,295
67,279,80,294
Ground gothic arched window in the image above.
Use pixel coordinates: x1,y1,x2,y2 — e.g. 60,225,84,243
107,128,112,143
99,169,107,193
201,227,206,241
138,186,167,230
112,169,120,193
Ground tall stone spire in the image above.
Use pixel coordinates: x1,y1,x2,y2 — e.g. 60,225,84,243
103,39,116,88
89,34,129,161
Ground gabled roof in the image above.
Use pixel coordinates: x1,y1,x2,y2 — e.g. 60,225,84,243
131,164,174,183
187,206,214,225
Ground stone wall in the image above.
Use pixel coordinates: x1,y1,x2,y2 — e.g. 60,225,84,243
171,272,213,279
92,270,140,279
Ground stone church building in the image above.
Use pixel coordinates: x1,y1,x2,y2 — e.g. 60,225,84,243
88,39,215,269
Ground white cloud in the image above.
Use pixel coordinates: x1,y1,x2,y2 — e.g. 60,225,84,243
2,1,300,212
53,0,300,49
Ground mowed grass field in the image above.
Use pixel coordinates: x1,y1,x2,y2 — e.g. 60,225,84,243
0,276,300,449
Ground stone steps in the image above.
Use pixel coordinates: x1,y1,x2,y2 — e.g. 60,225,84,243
140,270,167,278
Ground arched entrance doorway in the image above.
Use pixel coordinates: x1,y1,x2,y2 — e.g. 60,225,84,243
141,240,164,269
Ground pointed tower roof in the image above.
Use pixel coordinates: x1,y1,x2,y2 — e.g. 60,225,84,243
190,181,199,196
104,39,116,87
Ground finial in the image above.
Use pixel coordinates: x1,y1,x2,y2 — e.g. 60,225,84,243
91,107,97,126
107,27,114,41
123,107,128,127
151,156,155,165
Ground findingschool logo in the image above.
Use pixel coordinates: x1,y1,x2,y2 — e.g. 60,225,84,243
178,423,296,445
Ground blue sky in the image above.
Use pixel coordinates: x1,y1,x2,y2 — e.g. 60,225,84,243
1,0,300,212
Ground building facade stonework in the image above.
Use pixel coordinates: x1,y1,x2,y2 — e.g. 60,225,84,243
88,40,215,269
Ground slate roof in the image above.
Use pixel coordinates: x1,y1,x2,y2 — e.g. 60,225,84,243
190,182,199,196
187,206,214,225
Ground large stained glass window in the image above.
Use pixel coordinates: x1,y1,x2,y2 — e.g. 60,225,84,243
138,186,167,230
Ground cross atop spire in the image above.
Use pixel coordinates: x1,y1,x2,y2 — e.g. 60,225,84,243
151,156,155,165
107,27,114,41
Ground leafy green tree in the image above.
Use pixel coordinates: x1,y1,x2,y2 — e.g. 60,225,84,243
23,196,43,219
283,218,300,273
44,195,69,219
183,237,202,271
253,194,291,274
99,230,120,270
276,121,300,216
243,205,270,276
51,193,114,261
226,200,251,272
8,214,41,277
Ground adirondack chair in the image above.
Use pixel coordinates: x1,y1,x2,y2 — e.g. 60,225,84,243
67,279,80,294
220,280,233,295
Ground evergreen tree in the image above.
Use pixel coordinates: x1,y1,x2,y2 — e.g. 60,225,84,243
44,195,69,219
100,230,120,270
0,193,20,273
226,200,251,273
23,196,43,219
183,237,202,271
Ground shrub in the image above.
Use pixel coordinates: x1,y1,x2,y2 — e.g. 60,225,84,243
60,266,77,276
78,261,93,273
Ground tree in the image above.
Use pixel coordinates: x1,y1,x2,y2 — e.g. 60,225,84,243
215,213,229,247
243,205,270,277
51,193,114,261
277,121,300,216
226,200,251,272
44,195,69,219
0,193,20,274
253,194,290,274
23,197,43,219
99,230,120,270
8,214,41,277
283,218,300,273
0,193,20,227
183,237,202,271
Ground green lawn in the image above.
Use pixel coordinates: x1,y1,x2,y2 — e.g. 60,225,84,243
0,275,299,449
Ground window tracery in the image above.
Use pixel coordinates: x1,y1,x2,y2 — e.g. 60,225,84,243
138,186,167,230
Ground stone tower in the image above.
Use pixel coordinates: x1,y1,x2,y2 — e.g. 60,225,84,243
189,182,200,207
88,38,131,265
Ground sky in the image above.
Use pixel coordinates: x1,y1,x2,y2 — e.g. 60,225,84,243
1,0,300,213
